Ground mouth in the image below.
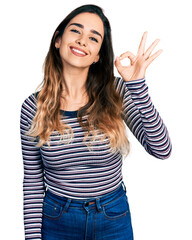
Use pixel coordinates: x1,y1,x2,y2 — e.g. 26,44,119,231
70,46,88,57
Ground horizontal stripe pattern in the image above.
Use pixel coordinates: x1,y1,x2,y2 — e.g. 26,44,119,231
123,79,172,158
20,77,172,239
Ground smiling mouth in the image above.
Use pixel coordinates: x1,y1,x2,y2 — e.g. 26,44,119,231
70,47,88,57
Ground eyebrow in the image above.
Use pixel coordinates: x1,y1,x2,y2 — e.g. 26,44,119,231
68,23,103,39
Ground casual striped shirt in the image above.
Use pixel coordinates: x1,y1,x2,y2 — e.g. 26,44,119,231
20,77,172,239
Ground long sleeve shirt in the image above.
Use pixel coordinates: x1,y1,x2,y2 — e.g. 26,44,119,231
20,77,172,239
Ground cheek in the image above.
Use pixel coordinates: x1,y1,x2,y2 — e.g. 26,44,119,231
91,44,101,57
59,39,70,57
59,45,67,58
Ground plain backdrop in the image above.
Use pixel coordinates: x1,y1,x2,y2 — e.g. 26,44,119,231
0,0,191,239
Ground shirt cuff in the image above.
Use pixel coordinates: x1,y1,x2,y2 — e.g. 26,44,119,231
123,77,145,86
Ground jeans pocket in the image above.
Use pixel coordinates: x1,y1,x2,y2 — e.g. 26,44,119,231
43,196,63,220
102,193,129,220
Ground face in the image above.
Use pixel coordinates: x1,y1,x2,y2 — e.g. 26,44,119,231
55,12,104,69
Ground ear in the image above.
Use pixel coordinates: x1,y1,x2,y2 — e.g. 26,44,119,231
54,31,61,49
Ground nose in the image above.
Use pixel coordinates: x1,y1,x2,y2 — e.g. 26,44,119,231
76,35,87,47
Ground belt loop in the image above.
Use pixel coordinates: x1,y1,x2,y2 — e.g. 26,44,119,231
63,199,71,212
96,198,102,212
122,181,127,193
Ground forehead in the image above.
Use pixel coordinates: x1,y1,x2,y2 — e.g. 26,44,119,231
67,12,104,36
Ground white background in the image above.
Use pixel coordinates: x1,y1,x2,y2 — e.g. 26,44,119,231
0,0,191,239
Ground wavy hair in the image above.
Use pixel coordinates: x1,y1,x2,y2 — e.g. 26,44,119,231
28,4,130,157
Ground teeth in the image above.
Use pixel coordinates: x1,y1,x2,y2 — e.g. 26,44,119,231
72,48,86,55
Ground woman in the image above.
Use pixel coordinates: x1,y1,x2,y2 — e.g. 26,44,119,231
20,4,172,240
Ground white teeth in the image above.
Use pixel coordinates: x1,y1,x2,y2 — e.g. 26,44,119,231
72,48,86,55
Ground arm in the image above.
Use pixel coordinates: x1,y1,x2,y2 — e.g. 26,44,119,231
20,95,45,239
116,77,172,159
114,32,172,158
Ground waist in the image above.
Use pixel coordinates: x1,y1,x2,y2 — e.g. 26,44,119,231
45,181,127,208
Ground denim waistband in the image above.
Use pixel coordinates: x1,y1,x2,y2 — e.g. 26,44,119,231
45,181,127,212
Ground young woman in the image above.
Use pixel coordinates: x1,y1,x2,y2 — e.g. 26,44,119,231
20,4,172,240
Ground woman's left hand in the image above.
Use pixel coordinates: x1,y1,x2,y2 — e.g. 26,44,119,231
114,32,163,82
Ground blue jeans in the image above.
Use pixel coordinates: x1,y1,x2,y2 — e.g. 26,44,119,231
42,182,134,240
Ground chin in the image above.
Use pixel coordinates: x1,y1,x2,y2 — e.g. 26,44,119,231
66,60,92,69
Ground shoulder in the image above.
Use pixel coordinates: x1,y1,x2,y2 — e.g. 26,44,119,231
114,76,124,86
113,76,127,96
21,92,38,109
114,77,146,91
21,92,39,120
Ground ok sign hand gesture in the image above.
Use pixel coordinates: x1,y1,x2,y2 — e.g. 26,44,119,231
114,32,163,82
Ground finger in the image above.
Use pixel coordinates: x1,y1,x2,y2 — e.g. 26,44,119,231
114,56,124,72
119,51,136,64
146,49,163,66
137,31,148,55
144,39,160,59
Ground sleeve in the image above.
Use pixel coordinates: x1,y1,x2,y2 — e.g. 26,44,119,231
115,77,172,159
20,95,45,239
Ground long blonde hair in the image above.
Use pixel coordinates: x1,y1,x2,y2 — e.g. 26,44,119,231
28,4,130,157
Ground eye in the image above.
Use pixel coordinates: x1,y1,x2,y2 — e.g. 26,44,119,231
90,37,98,43
70,29,80,34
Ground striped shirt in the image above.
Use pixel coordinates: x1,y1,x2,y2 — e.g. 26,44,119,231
20,77,172,239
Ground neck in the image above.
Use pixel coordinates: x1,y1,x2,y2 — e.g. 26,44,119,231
62,64,89,99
